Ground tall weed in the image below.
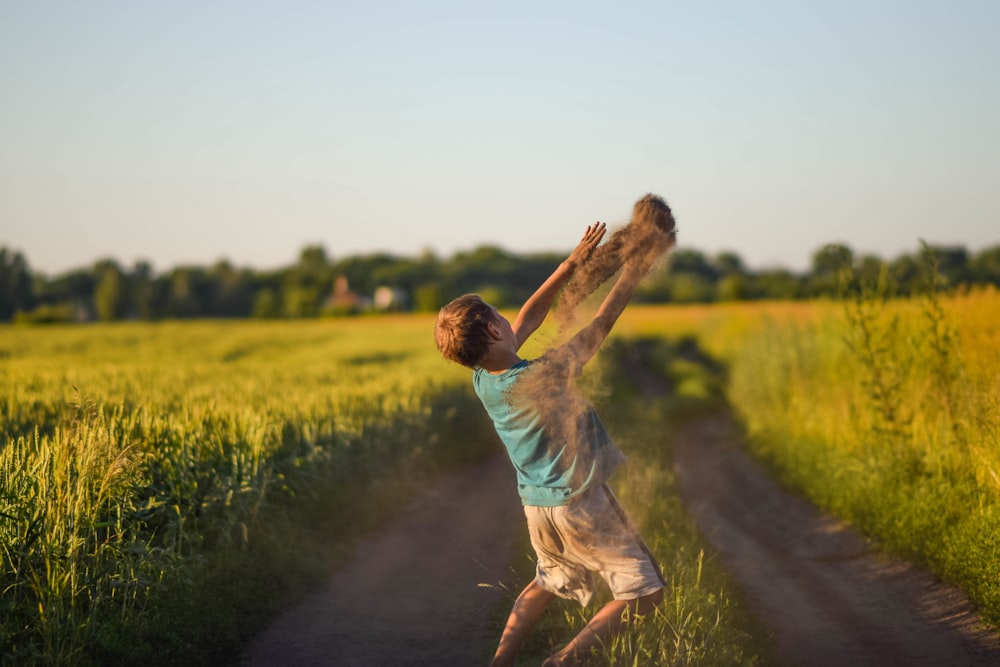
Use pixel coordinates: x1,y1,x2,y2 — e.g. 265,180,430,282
610,274,1000,627
666,274,1000,627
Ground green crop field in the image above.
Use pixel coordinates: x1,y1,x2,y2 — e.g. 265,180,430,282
3,286,998,664
0,317,495,664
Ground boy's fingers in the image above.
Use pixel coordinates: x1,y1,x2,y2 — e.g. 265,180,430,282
587,222,606,242
573,222,605,257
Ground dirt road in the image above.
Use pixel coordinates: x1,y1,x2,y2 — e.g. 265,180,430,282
673,414,1000,666
240,455,522,667
242,370,1000,665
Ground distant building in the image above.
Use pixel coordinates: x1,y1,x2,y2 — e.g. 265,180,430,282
326,276,368,312
373,286,407,312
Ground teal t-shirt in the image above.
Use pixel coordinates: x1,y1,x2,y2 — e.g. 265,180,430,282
473,357,625,506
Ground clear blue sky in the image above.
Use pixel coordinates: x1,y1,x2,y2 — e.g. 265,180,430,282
2,1,998,275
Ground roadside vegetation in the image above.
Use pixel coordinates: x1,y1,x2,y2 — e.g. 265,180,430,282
619,264,1000,630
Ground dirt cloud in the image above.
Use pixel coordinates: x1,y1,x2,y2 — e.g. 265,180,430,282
514,193,678,475
554,193,676,330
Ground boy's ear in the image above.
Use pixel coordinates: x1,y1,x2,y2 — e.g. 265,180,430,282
487,321,501,339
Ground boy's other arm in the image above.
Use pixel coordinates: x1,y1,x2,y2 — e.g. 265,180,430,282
512,222,605,349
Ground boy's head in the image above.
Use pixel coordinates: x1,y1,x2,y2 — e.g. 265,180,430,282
632,193,675,234
435,293,497,368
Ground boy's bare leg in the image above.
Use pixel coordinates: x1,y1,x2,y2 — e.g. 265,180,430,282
490,579,557,667
542,588,664,667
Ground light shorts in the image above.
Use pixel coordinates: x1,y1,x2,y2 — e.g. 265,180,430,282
524,483,666,606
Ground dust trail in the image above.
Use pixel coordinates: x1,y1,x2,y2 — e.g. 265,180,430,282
554,193,677,330
515,194,678,484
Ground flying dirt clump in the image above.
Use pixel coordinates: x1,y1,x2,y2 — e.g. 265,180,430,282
554,193,676,329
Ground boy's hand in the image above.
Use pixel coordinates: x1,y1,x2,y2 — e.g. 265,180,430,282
566,222,606,269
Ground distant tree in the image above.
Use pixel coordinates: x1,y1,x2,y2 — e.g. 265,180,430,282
669,249,717,281
711,252,749,301
634,268,673,303
920,244,969,287
131,261,156,319
210,260,254,317
856,254,887,287
808,243,854,297
890,253,921,295
812,243,854,275
712,251,746,277
413,283,442,312
96,279,120,320
716,274,748,301
0,247,35,320
670,272,715,303
94,259,128,321
751,269,804,301
970,244,1000,287
298,245,329,275
433,245,559,308
168,267,212,318
446,246,517,296
476,286,507,310
252,288,281,319
36,268,95,320
283,286,319,318
497,253,563,307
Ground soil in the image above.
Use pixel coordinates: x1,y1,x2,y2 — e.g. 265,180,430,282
674,414,1000,666
241,359,1000,666
240,455,523,667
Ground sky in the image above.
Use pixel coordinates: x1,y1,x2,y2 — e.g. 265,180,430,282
1,1,998,276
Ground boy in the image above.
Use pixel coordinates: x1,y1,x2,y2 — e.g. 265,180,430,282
434,196,676,666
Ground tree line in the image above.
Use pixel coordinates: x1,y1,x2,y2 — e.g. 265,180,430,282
1,241,998,323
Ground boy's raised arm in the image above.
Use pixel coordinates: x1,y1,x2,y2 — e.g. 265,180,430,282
511,222,606,349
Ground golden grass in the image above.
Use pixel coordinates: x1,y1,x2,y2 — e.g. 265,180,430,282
614,287,1000,627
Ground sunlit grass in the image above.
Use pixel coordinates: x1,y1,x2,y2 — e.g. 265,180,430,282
617,287,1000,629
0,317,492,664
8,286,996,664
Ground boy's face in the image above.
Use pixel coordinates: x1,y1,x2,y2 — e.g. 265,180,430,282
490,306,515,345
